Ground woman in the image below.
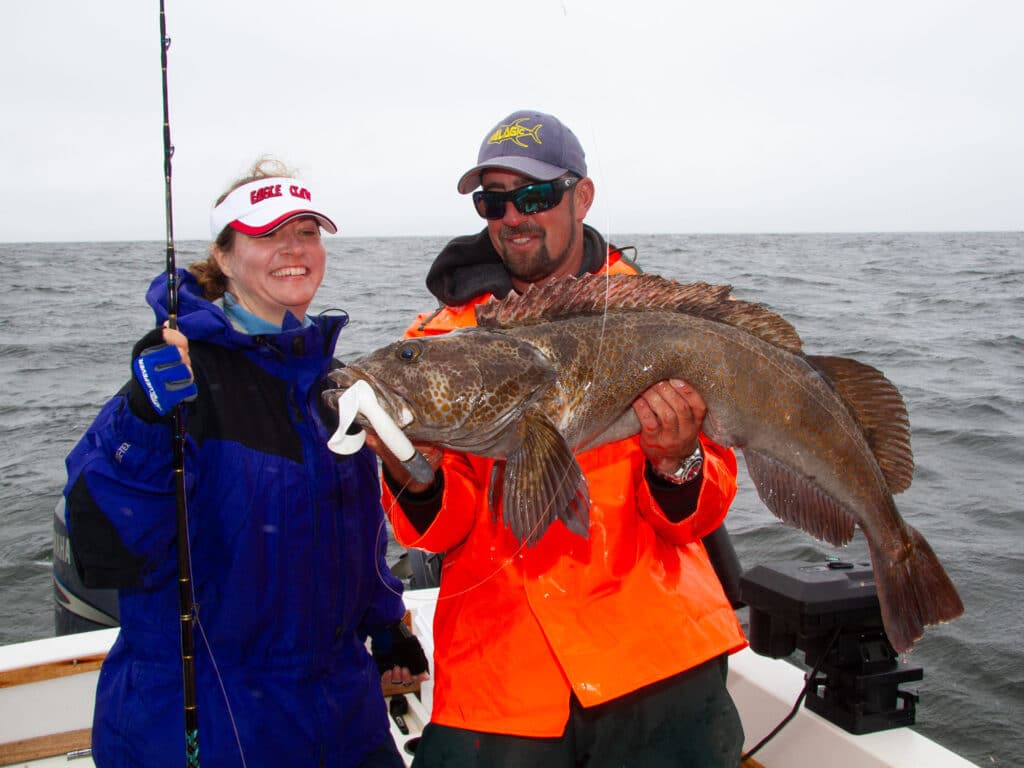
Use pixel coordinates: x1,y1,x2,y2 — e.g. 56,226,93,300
64,159,427,767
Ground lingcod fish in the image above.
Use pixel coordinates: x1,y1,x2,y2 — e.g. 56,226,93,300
325,273,962,651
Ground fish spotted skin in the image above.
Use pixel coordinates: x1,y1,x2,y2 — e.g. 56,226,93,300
326,273,963,651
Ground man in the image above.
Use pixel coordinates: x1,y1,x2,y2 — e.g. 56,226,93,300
372,110,747,767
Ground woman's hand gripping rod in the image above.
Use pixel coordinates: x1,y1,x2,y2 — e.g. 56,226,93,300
327,379,435,484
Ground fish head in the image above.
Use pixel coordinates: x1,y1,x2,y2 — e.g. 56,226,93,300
324,329,557,455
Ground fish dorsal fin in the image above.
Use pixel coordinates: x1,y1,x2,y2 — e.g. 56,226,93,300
476,273,804,353
808,355,915,494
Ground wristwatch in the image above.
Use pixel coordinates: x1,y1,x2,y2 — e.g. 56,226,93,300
653,443,703,485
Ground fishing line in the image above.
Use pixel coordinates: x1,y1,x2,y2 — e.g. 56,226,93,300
193,621,249,767
512,0,621,563
373,0,620,600
374,480,538,602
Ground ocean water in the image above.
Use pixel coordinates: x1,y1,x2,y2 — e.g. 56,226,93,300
1,232,1021,765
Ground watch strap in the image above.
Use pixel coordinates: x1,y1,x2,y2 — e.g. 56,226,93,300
652,443,704,485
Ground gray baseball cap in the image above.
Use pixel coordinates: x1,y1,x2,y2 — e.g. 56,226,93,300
457,110,588,194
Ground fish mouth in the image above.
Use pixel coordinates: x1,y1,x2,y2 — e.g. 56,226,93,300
323,367,414,432
323,363,531,453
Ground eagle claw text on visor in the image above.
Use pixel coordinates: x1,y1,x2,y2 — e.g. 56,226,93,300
209,177,338,238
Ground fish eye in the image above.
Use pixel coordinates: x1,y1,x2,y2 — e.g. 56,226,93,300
396,341,422,362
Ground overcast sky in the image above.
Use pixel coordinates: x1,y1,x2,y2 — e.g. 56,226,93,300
2,1,1020,242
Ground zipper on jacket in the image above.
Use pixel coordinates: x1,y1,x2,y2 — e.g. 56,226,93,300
288,368,327,674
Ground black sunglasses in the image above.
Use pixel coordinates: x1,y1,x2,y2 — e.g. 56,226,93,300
472,176,580,220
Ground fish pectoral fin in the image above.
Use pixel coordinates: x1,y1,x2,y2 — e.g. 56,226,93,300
743,448,856,547
502,407,590,546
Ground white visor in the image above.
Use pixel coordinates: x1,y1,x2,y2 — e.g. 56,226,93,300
209,177,338,238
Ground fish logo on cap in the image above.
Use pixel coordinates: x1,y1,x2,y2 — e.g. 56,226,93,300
487,117,543,149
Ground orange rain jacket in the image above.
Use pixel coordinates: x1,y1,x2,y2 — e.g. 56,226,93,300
385,249,748,737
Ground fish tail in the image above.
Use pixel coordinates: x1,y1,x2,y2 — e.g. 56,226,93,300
874,524,964,653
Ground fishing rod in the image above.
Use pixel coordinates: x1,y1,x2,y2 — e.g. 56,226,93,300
159,2,200,765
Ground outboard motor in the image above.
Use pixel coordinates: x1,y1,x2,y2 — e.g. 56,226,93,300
52,498,119,635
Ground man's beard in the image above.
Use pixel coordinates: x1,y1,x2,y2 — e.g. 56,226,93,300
497,206,579,284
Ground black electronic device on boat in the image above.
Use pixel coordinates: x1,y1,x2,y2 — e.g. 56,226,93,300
740,559,923,735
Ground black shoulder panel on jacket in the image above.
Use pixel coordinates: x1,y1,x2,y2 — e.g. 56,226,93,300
187,342,306,463
67,475,147,589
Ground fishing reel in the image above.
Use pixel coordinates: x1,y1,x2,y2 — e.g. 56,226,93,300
740,559,923,735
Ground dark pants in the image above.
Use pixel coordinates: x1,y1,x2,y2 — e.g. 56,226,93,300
411,656,743,768
359,736,406,768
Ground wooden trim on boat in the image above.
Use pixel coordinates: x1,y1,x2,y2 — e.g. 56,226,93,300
0,610,415,690
0,652,105,689
381,679,422,698
0,727,91,764
0,652,102,764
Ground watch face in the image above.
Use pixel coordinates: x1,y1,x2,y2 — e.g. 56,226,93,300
680,456,703,483
656,449,703,485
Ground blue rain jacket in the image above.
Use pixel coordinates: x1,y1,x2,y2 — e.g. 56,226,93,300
64,270,405,767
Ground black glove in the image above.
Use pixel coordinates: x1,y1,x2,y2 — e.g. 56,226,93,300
371,621,430,676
